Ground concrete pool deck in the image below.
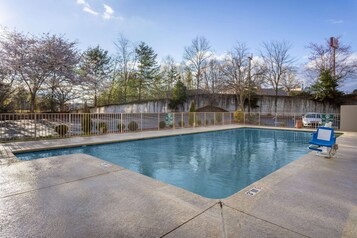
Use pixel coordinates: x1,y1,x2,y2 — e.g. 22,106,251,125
0,125,356,237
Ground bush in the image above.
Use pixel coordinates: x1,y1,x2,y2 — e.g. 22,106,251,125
246,114,257,124
188,112,195,126
159,121,166,129
233,110,244,123
117,123,125,131
205,119,210,125
81,114,92,135
196,120,202,126
178,120,185,127
128,121,138,131
55,124,68,137
188,101,196,126
96,122,108,133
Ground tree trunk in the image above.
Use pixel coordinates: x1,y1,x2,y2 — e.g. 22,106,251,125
30,93,36,112
274,90,278,114
123,80,127,103
139,79,142,102
50,86,56,112
94,89,97,107
239,93,245,111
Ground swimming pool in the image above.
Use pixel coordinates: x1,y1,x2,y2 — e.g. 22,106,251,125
16,128,311,199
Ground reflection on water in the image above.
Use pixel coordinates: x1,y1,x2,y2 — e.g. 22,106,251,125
16,128,311,199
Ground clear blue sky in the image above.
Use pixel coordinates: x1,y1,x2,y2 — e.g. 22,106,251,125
1,0,356,89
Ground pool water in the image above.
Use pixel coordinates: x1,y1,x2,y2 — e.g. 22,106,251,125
16,128,311,199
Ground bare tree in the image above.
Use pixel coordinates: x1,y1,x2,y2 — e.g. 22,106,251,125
0,57,16,112
260,41,294,113
306,37,357,83
280,70,301,95
183,36,212,91
113,34,137,103
0,29,54,112
203,58,224,106
178,63,194,90
221,43,251,111
42,34,80,112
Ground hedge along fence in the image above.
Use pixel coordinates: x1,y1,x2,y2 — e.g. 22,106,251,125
0,112,341,141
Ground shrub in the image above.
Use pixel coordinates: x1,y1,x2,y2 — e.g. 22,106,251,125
128,121,138,131
178,120,185,127
189,113,195,126
81,114,92,135
233,110,244,123
205,119,210,125
55,124,68,137
188,101,196,126
96,122,108,133
211,119,215,124
159,121,166,129
117,123,125,131
196,120,202,126
246,114,257,124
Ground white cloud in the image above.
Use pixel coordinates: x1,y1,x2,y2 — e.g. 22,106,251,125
76,0,86,5
328,19,344,24
75,1,122,20
83,6,99,16
103,4,114,20
76,0,99,16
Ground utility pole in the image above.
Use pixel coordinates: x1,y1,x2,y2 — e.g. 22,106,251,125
330,37,338,79
247,54,253,113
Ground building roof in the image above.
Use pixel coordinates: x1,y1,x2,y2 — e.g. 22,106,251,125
256,88,288,96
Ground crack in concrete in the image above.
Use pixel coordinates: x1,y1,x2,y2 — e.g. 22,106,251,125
160,202,219,238
223,202,311,238
219,201,228,238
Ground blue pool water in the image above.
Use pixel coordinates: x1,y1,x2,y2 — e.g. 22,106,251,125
16,128,311,199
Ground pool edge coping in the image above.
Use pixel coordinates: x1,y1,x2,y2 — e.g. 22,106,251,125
4,124,345,200
1,127,356,237
5,125,324,154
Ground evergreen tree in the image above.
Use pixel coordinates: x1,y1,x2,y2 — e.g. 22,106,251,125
184,67,194,89
162,56,180,91
168,80,187,111
79,46,112,107
135,42,160,101
188,101,196,126
311,69,343,105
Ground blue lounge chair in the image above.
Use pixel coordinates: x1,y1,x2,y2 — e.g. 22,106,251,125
308,127,338,157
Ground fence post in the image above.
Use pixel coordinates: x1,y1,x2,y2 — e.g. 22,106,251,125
214,112,216,126
204,112,206,126
34,113,37,139
158,112,160,130
141,113,143,131
223,113,225,125
243,112,245,125
193,112,196,128
173,113,175,130
120,113,123,133
181,112,184,127
259,112,261,126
